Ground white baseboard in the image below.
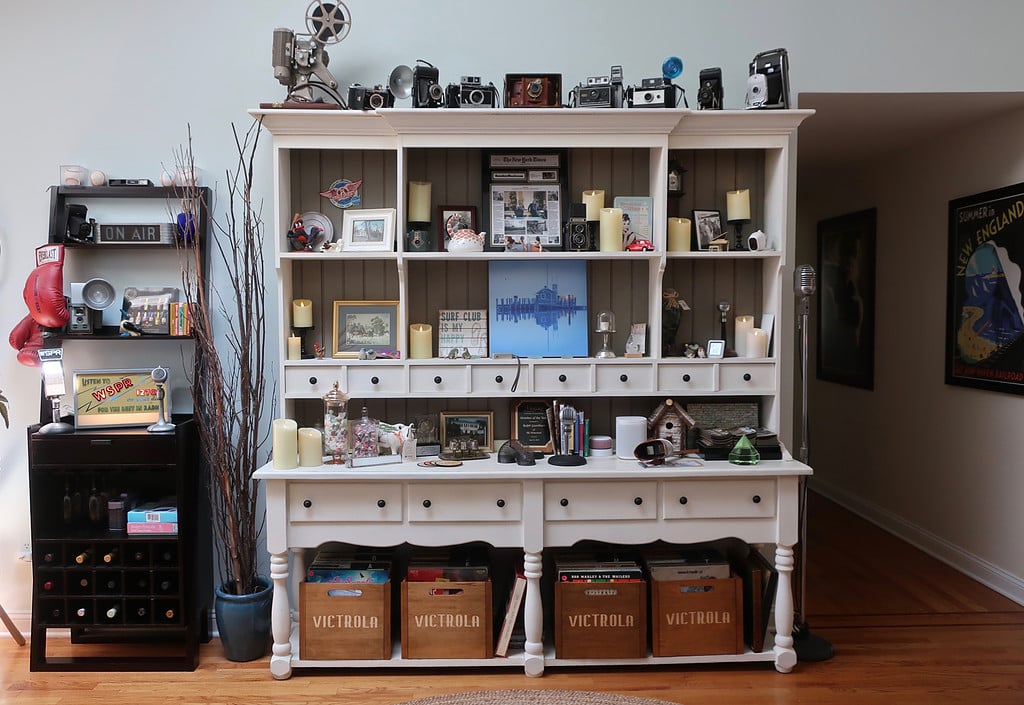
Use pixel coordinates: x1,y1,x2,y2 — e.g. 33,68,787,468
811,478,1024,607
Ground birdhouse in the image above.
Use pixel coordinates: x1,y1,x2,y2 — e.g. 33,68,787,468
647,398,696,454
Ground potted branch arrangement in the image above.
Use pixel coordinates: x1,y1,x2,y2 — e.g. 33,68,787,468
174,119,276,662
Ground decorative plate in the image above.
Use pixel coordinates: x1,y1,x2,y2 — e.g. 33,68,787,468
300,211,334,250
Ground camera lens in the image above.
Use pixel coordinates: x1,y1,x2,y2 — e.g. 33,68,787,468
468,89,485,105
526,80,543,98
369,93,385,109
428,83,443,101
644,92,655,103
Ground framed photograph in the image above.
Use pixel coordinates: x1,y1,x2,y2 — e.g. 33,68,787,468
73,369,162,429
332,300,400,358
817,208,876,390
436,205,477,252
488,259,588,357
946,184,1024,394
439,411,495,452
511,399,554,453
341,208,396,252
488,184,562,251
614,196,654,249
706,340,726,358
692,209,722,251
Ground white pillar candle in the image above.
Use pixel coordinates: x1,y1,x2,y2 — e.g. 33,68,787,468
734,315,755,357
298,427,323,467
287,336,301,361
667,217,691,252
726,189,750,222
408,181,432,223
272,418,298,469
746,328,769,358
409,323,432,359
292,299,313,328
599,207,623,252
583,189,605,221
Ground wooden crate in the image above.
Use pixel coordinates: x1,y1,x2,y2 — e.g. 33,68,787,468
300,581,391,660
554,581,647,659
401,580,492,659
650,575,743,656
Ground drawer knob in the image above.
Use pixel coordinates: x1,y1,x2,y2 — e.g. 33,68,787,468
371,376,380,385
559,498,569,507
620,374,628,383
422,499,431,508
496,499,506,508
308,376,318,385
752,495,761,504
743,373,752,382
633,496,643,506
682,374,691,382
678,496,688,505
434,375,442,384
495,375,503,384
558,374,567,383
302,499,312,508
377,499,386,508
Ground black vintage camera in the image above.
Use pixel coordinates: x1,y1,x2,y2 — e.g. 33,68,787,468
348,84,395,110
572,65,624,108
505,73,562,108
697,67,723,110
562,203,595,251
63,203,96,243
413,61,444,108
445,76,499,108
748,48,790,109
627,77,678,108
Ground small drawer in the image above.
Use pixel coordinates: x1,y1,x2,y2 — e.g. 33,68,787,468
657,363,715,393
409,364,469,395
545,481,656,521
283,365,343,396
719,363,775,393
663,480,777,519
595,363,654,394
408,483,522,522
347,364,406,396
533,365,592,394
470,365,526,394
289,483,403,523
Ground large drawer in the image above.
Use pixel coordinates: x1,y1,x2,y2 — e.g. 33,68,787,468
544,481,657,521
408,364,469,395
719,363,775,394
289,482,403,523
595,363,654,394
407,482,522,522
29,427,182,468
657,363,716,393
662,480,776,519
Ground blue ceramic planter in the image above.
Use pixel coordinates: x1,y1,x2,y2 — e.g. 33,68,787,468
215,576,272,662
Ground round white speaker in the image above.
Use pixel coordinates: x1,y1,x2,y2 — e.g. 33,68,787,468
389,65,414,100
82,278,115,310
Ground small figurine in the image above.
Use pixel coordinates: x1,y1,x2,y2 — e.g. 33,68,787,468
313,342,326,359
445,213,486,253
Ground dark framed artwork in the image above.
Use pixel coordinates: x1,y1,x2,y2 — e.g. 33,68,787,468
692,209,722,250
946,183,1024,394
436,205,477,252
510,398,554,454
816,208,876,389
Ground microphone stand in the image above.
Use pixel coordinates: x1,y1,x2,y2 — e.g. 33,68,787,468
793,288,834,662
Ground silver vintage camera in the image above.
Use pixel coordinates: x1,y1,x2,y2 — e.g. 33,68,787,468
627,77,677,108
572,66,624,108
445,76,499,108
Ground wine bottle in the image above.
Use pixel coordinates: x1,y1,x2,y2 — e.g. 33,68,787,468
164,608,175,620
74,549,92,564
42,580,54,592
105,605,119,619
102,547,119,563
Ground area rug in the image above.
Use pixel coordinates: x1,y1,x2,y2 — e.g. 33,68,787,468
396,690,680,705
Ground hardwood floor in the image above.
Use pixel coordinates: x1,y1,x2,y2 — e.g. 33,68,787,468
3,493,1023,705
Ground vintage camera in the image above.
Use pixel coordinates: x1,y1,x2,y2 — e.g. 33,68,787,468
744,73,768,109
505,73,562,108
62,203,95,243
405,228,432,252
747,48,790,109
348,83,395,110
445,76,499,108
572,66,624,108
697,67,723,110
412,61,444,108
627,77,678,109
562,203,595,251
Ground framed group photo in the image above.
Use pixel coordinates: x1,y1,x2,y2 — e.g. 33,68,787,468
341,208,396,252
439,411,495,452
692,209,722,250
332,300,400,358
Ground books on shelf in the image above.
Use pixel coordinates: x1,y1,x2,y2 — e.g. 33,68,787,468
494,565,526,657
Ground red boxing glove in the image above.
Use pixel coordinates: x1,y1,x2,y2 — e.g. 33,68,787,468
23,244,69,329
9,314,44,366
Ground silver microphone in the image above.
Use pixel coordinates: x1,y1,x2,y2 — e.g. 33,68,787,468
795,264,816,297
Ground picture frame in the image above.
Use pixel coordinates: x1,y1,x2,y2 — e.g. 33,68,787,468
332,300,400,359
488,259,589,357
817,208,876,390
73,369,162,429
439,411,495,452
706,340,726,358
946,183,1024,395
488,184,562,251
341,208,396,252
510,399,554,453
692,209,722,251
436,205,477,252
614,196,655,249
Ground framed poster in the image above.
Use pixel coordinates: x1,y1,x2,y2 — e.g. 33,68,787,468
332,300,400,358
483,149,567,251
73,369,162,429
488,259,588,357
511,399,554,453
817,208,876,390
946,183,1024,394
614,196,654,249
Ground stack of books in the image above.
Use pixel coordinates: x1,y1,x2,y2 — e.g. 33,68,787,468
126,499,177,535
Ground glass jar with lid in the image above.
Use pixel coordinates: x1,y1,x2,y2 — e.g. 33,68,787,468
322,382,349,464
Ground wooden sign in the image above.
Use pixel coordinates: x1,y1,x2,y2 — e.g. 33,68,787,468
73,369,161,429
511,399,553,453
438,309,487,358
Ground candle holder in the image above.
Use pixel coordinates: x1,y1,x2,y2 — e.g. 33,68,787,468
728,217,750,251
726,188,751,251
293,325,315,359
595,310,616,359
718,300,738,357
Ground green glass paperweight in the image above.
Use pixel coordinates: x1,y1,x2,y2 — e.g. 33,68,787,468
728,434,760,465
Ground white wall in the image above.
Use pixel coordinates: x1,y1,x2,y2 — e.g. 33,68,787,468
3,0,1024,623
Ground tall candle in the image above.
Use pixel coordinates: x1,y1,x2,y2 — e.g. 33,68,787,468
599,207,623,252
409,323,432,359
668,217,691,252
287,336,301,361
583,189,605,221
746,328,769,358
735,315,755,357
298,427,323,467
272,418,298,469
408,181,432,223
292,299,313,328
726,189,751,222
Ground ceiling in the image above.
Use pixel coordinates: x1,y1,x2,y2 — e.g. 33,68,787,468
797,92,1024,173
